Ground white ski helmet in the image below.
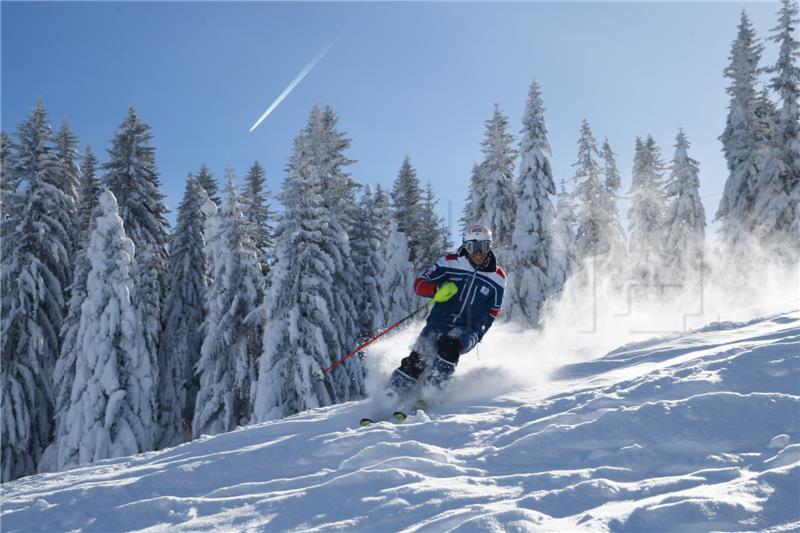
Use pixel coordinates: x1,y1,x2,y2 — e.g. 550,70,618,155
462,224,492,245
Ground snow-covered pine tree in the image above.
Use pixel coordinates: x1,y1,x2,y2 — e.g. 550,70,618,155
572,120,624,271
195,163,220,206
757,0,800,259
0,131,15,300
373,183,392,245
437,185,453,252
601,138,623,194
1,103,73,481
58,190,153,469
51,124,82,347
303,105,362,388
417,182,449,268
53,147,102,465
391,155,425,266
663,130,707,285
252,115,363,422
571,121,602,264
0,130,12,182
717,13,765,252
599,138,628,276
352,185,387,339
549,180,578,292
382,222,418,325
318,106,360,230
277,106,362,374
53,120,81,239
242,160,275,277
505,81,557,327
1,131,15,223
358,183,395,334
76,148,102,237
480,104,518,254
460,163,487,234
628,135,668,287
192,166,264,437
103,108,169,393
157,175,208,448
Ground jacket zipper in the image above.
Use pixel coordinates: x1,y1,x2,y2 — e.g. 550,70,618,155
454,267,479,325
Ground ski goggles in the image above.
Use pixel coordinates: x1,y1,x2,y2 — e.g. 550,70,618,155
463,239,491,254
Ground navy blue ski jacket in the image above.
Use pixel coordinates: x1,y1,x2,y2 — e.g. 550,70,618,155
414,249,506,342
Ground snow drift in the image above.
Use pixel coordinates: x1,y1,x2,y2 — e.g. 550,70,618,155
2,311,798,532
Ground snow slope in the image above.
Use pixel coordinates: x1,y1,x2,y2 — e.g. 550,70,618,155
2,312,799,532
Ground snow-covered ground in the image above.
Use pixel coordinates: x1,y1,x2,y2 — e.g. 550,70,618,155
2,311,799,532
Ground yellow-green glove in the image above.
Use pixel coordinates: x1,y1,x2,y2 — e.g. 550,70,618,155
433,281,458,303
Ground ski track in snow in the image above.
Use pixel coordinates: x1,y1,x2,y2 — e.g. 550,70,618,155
2,312,799,532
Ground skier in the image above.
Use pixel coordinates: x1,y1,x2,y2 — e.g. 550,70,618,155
386,223,506,404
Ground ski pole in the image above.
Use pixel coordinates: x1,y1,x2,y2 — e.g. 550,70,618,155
320,300,433,377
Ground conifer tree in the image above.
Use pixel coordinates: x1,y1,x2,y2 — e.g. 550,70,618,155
601,138,623,194
758,0,800,258
58,190,152,469
460,163,487,233
572,120,623,269
480,104,518,252
0,130,12,183
1,131,15,224
373,184,392,245
52,121,81,289
196,163,220,206
103,108,169,384
54,147,102,460
307,106,361,377
663,130,706,284
253,108,363,423
391,156,424,266
76,147,101,236
157,175,208,448
53,121,81,209
549,180,578,292
571,120,601,264
599,138,628,274
417,182,448,268
193,168,264,436
505,81,557,327
628,136,668,286
362,183,394,329
382,223,418,325
318,106,360,229
352,186,387,338
242,160,275,276
286,106,362,366
717,13,765,251
1,103,72,481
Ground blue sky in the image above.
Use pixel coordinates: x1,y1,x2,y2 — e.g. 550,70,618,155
1,2,783,240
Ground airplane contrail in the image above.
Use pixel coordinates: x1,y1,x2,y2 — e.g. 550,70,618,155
249,36,341,133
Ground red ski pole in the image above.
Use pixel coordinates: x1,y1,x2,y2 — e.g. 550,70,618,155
321,300,433,376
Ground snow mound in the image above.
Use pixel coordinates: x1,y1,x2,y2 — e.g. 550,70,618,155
2,312,798,532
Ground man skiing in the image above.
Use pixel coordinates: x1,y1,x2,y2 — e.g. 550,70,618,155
386,223,506,403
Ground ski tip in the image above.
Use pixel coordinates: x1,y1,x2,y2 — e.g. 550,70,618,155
359,418,375,427
392,411,407,423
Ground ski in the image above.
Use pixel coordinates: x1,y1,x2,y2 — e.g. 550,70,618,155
358,400,427,427
359,411,407,427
